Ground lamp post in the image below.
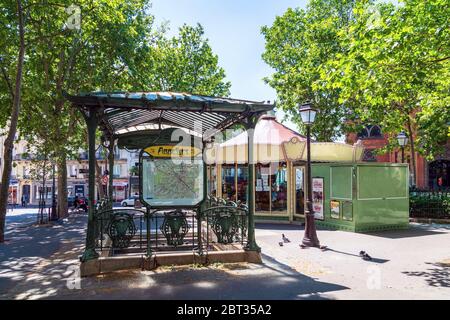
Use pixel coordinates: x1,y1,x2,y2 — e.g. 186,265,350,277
298,102,320,248
397,132,408,163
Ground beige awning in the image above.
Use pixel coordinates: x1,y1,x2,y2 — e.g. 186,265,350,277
282,137,365,162
205,136,364,164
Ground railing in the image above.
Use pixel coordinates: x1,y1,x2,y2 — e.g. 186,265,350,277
409,188,450,219
94,195,249,256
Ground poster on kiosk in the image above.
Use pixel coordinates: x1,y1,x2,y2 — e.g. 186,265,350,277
312,177,324,220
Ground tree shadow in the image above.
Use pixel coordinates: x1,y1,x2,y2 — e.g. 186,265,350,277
0,214,86,299
52,254,348,300
402,262,450,288
1,214,350,300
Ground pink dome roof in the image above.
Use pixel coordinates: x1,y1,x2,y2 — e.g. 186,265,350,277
221,114,306,146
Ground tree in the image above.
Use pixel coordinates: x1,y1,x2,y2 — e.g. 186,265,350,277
1,0,232,241
0,0,25,243
323,0,450,185
130,23,231,96
261,0,361,141
16,0,156,219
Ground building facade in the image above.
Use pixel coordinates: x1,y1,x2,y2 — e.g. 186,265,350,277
1,137,132,206
346,125,450,189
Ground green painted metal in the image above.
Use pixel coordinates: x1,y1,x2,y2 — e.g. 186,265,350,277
210,207,243,244
64,91,274,139
107,212,136,248
160,210,190,246
312,162,409,232
80,109,99,262
117,129,181,150
245,116,260,252
108,136,114,202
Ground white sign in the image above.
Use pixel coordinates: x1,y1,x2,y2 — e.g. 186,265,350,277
256,179,263,192
312,177,324,220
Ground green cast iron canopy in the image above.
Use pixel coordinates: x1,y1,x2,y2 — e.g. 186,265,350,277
65,91,274,139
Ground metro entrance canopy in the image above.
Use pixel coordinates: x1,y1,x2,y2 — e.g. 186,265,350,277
65,91,274,267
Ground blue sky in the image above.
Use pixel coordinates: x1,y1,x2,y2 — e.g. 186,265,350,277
151,0,309,131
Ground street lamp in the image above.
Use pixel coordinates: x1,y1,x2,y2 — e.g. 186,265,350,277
397,132,408,163
298,102,320,248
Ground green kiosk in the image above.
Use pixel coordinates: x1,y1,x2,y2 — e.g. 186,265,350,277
283,138,410,232
310,163,409,232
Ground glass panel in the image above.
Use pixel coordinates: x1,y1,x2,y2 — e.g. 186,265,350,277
237,165,248,203
295,167,305,215
271,164,288,214
255,164,270,213
221,165,236,201
142,157,204,206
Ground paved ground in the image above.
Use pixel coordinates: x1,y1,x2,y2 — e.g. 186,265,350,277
1,209,449,300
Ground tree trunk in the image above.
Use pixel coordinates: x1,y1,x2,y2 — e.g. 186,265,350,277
0,0,25,243
57,155,68,218
407,117,417,187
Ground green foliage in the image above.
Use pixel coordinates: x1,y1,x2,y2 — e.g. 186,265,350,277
1,0,231,162
130,23,231,96
322,0,450,158
262,0,449,159
261,0,360,141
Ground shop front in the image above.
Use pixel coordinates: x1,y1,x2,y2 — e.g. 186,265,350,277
207,117,371,226
112,180,128,201
207,114,304,221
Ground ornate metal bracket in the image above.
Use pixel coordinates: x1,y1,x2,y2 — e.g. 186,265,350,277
160,209,190,247
107,212,137,248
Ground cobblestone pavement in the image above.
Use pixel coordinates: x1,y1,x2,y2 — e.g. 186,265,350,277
1,211,449,299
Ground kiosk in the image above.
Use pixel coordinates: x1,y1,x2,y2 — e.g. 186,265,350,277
308,162,409,232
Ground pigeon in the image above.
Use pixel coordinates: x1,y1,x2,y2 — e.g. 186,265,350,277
359,251,372,261
278,242,284,246
282,234,291,243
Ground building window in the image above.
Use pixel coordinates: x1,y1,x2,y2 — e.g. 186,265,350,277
362,149,377,162
429,160,450,189
357,125,382,139
369,125,382,137
113,164,121,177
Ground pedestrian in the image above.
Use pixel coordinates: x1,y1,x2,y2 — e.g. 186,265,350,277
21,194,26,207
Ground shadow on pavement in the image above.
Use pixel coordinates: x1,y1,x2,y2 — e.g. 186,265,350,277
320,247,389,264
0,215,86,299
402,262,450,288
362,225,446,239
59,255,348,300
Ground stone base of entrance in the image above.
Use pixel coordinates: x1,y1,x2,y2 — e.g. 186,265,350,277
80,250,262,277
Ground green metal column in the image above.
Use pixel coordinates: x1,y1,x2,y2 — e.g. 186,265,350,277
80,108,99,262
245,116,260,252
108,136,114,204
198,146,208,255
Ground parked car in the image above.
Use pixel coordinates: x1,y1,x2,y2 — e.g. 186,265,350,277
121,196,139,207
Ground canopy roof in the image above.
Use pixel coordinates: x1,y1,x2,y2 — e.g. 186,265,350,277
65,91,274,140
